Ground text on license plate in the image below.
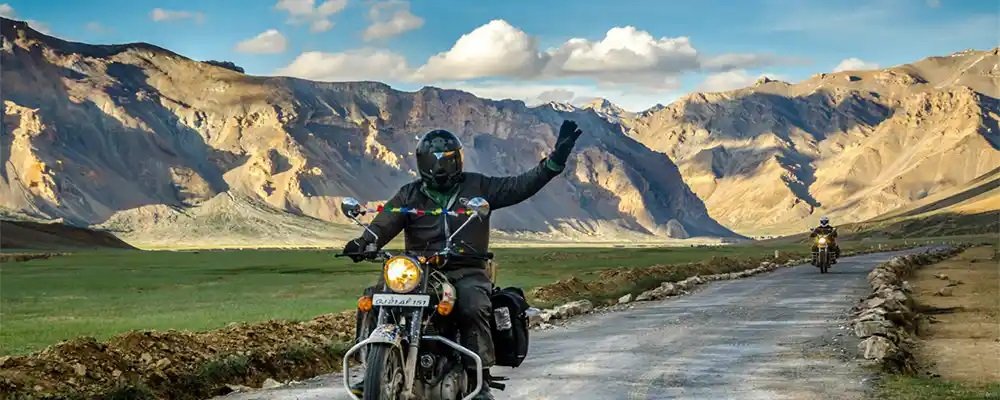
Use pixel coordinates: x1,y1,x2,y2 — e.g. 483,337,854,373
372,294,431,307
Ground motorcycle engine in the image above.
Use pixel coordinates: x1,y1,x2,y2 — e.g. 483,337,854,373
416,362,465,400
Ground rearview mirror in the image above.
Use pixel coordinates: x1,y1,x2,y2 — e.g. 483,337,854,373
341,197,363,218
466,197,490,218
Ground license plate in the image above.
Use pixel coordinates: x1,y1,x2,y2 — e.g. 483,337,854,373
372,294,430,307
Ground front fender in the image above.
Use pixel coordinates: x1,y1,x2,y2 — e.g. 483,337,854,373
343,324,409,400
367,324,405,347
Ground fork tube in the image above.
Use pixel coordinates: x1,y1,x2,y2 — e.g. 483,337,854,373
402,309,423,398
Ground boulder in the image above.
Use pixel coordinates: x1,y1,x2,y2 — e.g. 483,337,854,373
551,300,593,319
934,273,949,280
859,335,899,360
854,320,895,337
261,378,282,389
935,286,954,297
618,294,633,304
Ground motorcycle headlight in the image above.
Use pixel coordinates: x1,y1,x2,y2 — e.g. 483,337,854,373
818,237,828,245
383,256,422,293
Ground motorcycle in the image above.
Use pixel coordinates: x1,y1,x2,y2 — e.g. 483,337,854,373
813,234,834,274
337,196,504,400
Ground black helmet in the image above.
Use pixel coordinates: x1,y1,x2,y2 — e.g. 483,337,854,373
416,129,463,191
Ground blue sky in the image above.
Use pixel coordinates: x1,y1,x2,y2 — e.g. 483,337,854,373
3,0,997,111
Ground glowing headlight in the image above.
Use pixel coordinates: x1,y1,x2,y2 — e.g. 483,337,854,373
383,256,422,293
818,237,828,245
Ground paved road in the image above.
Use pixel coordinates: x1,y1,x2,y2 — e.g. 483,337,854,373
219,248,931,400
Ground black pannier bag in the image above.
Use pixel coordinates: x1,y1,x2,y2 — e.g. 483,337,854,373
489,286,530,367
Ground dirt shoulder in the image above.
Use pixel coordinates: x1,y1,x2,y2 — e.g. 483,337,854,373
910,245,999,384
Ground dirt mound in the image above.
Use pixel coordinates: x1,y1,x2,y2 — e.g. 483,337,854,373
0,311,355,399
0,220,135,250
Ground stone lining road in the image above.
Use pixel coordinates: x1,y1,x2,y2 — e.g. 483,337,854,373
218,248,931,400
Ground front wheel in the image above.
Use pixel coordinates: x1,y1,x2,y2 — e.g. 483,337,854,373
363,343,405,400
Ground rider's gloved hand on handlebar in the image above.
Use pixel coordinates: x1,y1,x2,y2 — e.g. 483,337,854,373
547,120,583,169
342,238,368,262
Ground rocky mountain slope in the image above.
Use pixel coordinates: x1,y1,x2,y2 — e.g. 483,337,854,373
0,18,733,247
621,49,1000,235
841,167,999,238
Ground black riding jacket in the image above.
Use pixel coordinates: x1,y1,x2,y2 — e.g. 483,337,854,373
359,160,561,268
810,225,838,238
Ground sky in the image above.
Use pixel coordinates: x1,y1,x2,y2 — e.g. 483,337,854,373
2,0,997,111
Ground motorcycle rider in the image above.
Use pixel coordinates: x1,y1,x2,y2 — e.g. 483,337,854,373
343,120,584,399
809,216,840,263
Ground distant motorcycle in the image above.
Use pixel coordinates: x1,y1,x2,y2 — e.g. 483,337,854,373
812,234,834,274
337,197,527,400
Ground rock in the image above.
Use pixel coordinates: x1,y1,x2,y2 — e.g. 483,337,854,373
261,378,282,389
155,358,171,369
934,273,949,280
617,293,633,304
901,281,913,293
935,286,954,296
854,320,894,337
0,356,9,368
72,363,87,377
859,335,899,360
634,291,655,302
225,384,253,393
551,300,593,319
538,323,554,330
140,352,153,364
112,369,122,378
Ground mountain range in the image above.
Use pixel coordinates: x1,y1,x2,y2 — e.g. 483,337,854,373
1,18,730,247
1,17,997,247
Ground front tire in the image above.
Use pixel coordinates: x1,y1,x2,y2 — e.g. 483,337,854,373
363,343,405,400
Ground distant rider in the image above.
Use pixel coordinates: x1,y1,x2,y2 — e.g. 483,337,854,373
809,216,840,263
342,120,583,399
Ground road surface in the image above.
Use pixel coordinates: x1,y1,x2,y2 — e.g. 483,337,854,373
219,248,930,400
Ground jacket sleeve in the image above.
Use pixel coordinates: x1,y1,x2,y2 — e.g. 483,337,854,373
809,228,817,237
361,187,408,248
478,159,561,210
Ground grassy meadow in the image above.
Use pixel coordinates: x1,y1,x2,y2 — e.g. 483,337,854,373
0,236,984,356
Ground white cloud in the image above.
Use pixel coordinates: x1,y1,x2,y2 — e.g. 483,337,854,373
85,21,110,33
150,8,205,23
414,20,547,81
363,1,424,41
698,70,755,92
535,89,575,103
698,70,787,92
275,0,346,33
545,26,698,88
926,0,941,8
275,49,411,82
833,57,880,72
700,53,806,71
235,29,288,54
0,3,16,18
412,20,790,89
310,19,334,33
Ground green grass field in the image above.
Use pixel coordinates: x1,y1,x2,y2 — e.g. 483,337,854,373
877,375,1000,400
0,236,980,356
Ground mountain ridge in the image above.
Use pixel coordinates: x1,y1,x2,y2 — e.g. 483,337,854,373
1,17,735,247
